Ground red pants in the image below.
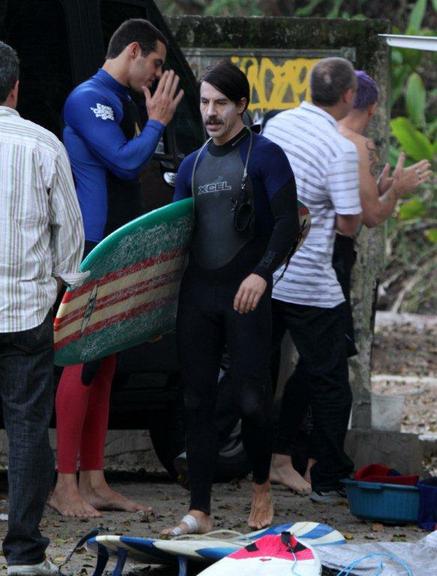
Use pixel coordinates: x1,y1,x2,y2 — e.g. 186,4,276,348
55,356,116,473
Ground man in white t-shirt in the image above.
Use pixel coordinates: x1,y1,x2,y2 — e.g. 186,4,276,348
263,57,362,502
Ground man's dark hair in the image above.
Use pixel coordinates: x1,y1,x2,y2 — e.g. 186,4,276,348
0,41,19,103
106,18,168,59
310,57,356,107
201,60,250,111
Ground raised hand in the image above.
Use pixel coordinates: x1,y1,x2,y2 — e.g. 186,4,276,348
377,162,394,196
393,153,432,198
143,70,184,126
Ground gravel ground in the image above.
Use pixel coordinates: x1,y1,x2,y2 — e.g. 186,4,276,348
0,312,435,575
372,312,437,477
0,478,427,575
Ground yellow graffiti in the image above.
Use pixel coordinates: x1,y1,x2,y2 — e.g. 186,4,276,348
231,56,320,113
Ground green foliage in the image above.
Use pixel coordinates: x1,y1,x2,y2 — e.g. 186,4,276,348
326,0,344,18
204,0,262,16
425,228,437,243
295,0,324,17
390,117,434,161
428,118,437,140
407,0,428,32
386,0,436,286
398,197,427,220
406,73,426,127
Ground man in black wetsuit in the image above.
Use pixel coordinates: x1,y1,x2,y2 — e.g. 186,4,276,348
162,61,300,536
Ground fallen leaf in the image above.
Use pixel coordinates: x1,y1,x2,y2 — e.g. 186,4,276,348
371,523,384,532
391,534,407,541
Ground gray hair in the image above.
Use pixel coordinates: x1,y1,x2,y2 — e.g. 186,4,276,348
310,57,356,107
0,41,19,103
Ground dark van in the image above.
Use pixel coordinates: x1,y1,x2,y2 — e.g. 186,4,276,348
0,0,249,482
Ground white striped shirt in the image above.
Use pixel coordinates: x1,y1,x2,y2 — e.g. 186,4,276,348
0,106,85,332
263,101,361,308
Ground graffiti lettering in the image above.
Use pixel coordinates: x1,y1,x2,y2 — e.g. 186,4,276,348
231,56,320,114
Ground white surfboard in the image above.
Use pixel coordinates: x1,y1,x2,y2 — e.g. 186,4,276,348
86,521,342,575
197,532,322,576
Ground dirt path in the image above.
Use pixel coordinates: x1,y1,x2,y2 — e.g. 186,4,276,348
1,478,426,575
372,312,437,478
0,312,435,575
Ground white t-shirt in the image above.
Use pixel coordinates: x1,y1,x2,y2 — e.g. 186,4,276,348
263,101,361,308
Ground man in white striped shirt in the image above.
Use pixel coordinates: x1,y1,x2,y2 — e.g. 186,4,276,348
263,57,362,502
0,42,85,575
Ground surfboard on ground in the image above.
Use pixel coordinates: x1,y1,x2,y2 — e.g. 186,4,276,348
197,532,322,576
86,521,344,576
54,198,194,366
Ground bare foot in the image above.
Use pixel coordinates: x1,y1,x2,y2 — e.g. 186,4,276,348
48,473,101,518
248,481,273,530
79,470,152,514
161,509,213,538
270,453,311,495
304,458,317,484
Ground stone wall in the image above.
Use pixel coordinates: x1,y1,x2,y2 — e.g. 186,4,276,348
168,15,391,428
0,430,165,474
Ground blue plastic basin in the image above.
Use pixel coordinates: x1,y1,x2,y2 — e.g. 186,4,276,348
342,478,419,524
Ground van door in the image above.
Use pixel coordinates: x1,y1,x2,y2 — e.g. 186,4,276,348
0,0,75,137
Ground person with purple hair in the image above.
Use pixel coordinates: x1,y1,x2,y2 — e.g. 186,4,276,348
339,70,431,229
332,69,432,357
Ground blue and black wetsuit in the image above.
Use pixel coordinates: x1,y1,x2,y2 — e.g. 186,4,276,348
174,128,299,514
63,68,165,242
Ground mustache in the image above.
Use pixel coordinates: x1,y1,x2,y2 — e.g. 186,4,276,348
205,116,224,125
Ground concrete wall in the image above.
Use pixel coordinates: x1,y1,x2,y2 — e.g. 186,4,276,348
0,430,166,474
168,15,391,429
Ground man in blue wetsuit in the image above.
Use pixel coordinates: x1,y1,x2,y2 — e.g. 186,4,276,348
162,61,300,536
49,18,184,518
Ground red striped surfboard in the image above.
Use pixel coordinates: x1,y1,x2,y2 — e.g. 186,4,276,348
54,198,194,366
296,201,311,251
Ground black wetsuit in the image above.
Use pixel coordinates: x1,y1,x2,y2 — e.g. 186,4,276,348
174,128,299,514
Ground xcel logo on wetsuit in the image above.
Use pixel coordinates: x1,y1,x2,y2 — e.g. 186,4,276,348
198,176,232,195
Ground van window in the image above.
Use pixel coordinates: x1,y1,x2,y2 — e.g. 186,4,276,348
2,0,72,137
